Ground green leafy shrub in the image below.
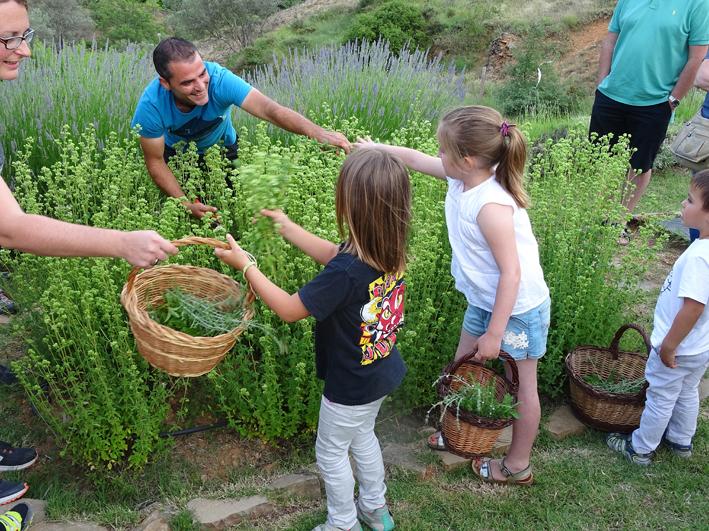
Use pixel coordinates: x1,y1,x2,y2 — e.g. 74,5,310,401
527,132,663,396
495,27,582,117
344,0,430,55
87,0,165,46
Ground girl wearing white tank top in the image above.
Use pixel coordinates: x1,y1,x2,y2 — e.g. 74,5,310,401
354,105,550,486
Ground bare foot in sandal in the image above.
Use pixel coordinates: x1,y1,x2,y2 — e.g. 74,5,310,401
426,431,446,451
471,457,533,486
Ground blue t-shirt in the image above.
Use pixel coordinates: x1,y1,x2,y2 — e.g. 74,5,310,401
298,252,407,406
131,61,252,152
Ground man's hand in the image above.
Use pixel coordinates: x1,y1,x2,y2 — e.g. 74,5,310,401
183,200,218,219
658,344,677,368
214,234,252,271
473,332,502,361
119,231,178,268
317,130,351,153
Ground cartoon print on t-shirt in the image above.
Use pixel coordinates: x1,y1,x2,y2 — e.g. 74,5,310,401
359,272,405,365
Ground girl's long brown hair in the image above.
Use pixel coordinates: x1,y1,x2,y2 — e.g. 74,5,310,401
336,149,411,273
438,105,529,208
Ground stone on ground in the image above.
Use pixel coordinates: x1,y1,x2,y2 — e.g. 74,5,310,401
0,314,10,325
18,499,47,525
267,472,321,500
700,377,709,401
545,405,587,440
382,443,435,479
133,507,171,531
435,450,471,471
186,496,275,530
32,524,108,531
490,425,513,457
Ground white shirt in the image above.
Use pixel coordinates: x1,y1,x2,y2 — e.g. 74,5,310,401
444,175,549,314
651,239,709,356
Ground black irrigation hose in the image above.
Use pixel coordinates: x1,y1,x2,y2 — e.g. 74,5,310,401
158,419,228,438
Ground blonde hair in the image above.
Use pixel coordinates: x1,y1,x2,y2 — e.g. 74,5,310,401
438,105,529,208
336,149,411,273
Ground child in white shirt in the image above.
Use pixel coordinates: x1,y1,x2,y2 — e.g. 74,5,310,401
608,170,709,464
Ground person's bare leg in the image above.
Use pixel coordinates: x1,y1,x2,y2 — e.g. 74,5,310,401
624,167,651,213
486,359,540,478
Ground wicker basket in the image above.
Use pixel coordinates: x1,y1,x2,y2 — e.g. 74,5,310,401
566,323,650,433
120,236,255,377
436,351,519,458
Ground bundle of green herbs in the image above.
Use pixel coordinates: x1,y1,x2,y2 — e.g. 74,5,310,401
427,374,519,427
583,371,646,394
149,288,247,337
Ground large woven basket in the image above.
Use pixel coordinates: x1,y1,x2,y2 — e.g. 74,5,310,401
120,236,255,377
436,351,519,458
566,323,650,433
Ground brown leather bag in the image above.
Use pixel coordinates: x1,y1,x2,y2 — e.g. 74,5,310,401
670,111,709,172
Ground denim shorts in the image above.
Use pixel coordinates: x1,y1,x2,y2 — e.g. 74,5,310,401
462,297,551,360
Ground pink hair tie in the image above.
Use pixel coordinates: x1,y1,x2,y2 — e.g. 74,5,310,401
500,121,512,137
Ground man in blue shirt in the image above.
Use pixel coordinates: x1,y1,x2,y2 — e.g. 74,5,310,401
132,37,350,218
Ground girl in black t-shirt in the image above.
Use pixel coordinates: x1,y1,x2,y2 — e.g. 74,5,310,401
216,148,411,531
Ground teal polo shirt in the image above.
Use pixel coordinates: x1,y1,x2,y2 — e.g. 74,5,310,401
598,0,709,106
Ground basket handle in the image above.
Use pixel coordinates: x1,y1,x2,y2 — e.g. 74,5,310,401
125,236,255,303
438,349,520,396
608,323,651,359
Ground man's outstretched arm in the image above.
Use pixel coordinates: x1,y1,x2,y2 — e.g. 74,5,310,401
240,89,351,152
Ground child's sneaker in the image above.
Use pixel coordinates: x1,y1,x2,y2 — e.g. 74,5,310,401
0,502,33,531
0,443,38,472
312,522,363,531
0,482,28,506
0,288,16,315
661,436,692,458
606,433,653,466
356,503,395,531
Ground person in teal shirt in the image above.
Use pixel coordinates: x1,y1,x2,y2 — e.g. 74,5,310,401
589,0,709,215
132,38,350,219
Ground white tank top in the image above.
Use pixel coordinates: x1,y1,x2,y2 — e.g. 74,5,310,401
444,175,549,314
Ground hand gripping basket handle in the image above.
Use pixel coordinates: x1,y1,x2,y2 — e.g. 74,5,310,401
124,236,256,303
608,323,651,360
439,349,520,396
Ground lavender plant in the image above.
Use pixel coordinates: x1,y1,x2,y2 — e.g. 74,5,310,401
0,41,154,175
236,39,466,143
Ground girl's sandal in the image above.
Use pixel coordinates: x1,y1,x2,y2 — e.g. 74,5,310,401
471,457,534,486
426,431,447,451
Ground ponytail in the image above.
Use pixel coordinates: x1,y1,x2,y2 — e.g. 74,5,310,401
439,105,529,208
497,124,529,208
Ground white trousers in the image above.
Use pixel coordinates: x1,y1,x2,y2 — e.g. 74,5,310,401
632,350,709,454
315,395,387,529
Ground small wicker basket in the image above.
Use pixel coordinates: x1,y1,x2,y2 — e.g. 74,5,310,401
120,236,255,377
566,323,650,433
436,351,519,458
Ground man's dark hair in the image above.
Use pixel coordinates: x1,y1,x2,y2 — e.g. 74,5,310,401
153,37,198,80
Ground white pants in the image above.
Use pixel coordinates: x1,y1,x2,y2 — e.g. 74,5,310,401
632,350,709,454
315,395,387,529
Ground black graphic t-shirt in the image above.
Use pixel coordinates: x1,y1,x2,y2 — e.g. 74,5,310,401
299,252,407,406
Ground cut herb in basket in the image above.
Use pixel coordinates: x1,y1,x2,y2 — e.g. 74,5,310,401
427,375,520,426
149,288,248,337
583,371,646,394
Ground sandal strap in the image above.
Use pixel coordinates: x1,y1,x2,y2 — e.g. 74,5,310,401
500,458,532,481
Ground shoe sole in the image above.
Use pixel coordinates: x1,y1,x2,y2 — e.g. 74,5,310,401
0,455,38,472
0,484,29,506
